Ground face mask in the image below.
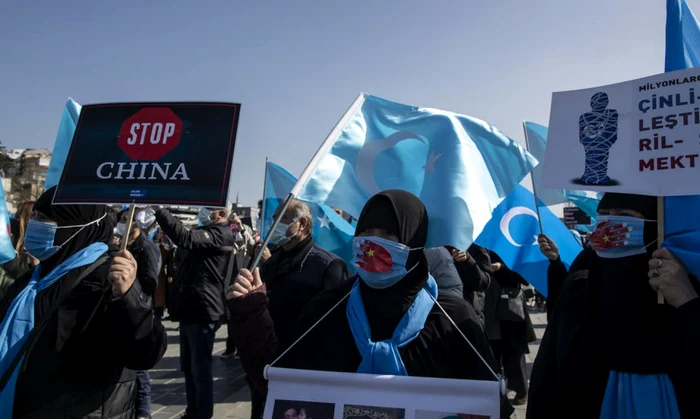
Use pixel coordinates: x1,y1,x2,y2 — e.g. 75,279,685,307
351,236,421,289
270,219,299,246
591,215,656,259
135,208,156,230
116,223,127,237
25,214,108,261
198,208,218,226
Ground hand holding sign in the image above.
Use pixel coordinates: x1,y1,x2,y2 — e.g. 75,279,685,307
108,250,138,297
648,248,698,308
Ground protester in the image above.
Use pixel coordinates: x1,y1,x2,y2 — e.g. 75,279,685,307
527,193,700,418
154,231,170,319
483,251,536,406
154,206,235,419
0,186,167,417
537,233,593,321
117,208,163,419
222,214,256,359
246,199,348,419
228,190,513,418
449,244,492,318
425,247,463,298
262,199,349,345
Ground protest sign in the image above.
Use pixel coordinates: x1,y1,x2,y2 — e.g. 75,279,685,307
264,367,499,419
53,102,240,206
542,67,700,196
563,207,591,227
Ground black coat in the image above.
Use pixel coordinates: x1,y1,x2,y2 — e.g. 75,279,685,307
229,279,513,418
456,244,492,316
528,252,700,418
155,210,234,324
0,253,167,418
128,233,162,299
261,236,348,347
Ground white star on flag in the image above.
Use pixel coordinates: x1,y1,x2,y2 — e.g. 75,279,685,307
318,214,332,229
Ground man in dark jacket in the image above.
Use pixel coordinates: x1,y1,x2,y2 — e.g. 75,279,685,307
154,206,234,419
118,208,162,419
446,244,492,317
249,199,348,419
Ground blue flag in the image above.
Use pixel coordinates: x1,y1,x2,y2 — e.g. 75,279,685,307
663,0,700,276
297,94,538,250
474,185,582,296
0,181,16,264
524,121,568,206
263,161,355,264
44,98,81,190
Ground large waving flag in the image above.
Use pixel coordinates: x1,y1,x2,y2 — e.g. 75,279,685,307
523,121,568,206
44,98,81,190
474,185,582,296
297,94,538,250
662,0,700,277
0,181,16,264
263,161,355,263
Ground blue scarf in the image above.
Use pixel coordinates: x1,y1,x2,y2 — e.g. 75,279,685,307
0,242,107,416
600,371,680,418
346,275,438,376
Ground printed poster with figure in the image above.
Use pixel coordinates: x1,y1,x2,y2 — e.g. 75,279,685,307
263,367,499,419
542,67,700,196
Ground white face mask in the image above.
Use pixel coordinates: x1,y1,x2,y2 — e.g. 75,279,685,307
116,222,127,237
199,208,218,226
270,219,298,246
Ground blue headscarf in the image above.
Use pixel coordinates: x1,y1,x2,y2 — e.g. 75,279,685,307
0,242,107,416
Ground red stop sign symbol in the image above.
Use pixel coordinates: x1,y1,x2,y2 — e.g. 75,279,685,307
118,108,183,160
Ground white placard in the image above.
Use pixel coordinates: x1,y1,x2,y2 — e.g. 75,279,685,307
264,367,500,419
542,67,700,196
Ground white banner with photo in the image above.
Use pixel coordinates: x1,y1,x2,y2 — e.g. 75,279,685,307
263,367,500,419
542,67,700,196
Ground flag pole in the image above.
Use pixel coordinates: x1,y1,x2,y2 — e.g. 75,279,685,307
522,121,544,234
243,94,366,275
260,156,269,234
120,204,136,251
290,93,366,196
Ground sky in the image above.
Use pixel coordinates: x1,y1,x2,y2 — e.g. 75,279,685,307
0,0,687,208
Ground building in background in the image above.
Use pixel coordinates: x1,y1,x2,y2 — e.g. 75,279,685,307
0,148,51,213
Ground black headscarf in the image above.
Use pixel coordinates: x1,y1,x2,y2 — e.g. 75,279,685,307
33,187,116,276
598,193,657,220
354,190,429,341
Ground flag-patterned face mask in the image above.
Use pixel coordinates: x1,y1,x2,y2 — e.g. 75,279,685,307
591,215,656,259
351,236,422,289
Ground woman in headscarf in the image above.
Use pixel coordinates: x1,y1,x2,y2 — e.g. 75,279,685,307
0,187,167,418
228,190,512,418
527,193,700,418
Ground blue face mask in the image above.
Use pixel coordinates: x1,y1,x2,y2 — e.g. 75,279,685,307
591,215,655,259
24,214,107,261
351,236,421,289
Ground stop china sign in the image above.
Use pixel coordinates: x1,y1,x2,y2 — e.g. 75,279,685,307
118,107,183,160
53,102,241,206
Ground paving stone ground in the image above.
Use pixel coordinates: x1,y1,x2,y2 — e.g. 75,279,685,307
150,309,546,419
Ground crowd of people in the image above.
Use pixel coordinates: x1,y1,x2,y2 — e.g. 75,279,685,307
0,187,697,418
